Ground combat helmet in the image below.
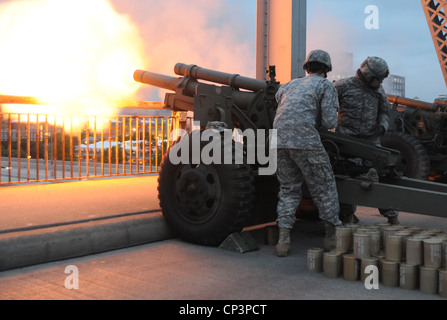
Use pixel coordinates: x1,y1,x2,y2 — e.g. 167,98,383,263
359,56,389,80
302,49,332,72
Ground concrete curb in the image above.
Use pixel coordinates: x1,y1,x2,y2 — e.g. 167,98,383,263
0,212,175,271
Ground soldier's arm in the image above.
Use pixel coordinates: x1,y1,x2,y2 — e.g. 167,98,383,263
275,81,290,103
377,86,390,131
333,79,346,101
320,82,340,130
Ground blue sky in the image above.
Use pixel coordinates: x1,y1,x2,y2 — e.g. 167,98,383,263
0,0,444,102
306,0,446,101
230,0,446,101
132,0,446,102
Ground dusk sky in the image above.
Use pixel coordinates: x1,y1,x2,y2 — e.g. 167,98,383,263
0,0,445,105
231,0,447,102
306,0,446,101
126,0,447,102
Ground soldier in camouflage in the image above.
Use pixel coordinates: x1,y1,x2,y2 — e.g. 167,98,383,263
273,49,343,257
334,56,400,225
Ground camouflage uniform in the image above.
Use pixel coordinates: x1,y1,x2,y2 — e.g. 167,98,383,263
334,56,398,220
335,79,389,144
274,72,342,229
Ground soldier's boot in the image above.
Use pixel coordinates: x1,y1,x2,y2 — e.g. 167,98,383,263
323,223,337,251
276,228,291,257
339,213,360,224
388,216,400,225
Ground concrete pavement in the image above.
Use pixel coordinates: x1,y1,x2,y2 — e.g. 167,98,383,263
0,174,161,231
0,175,175,271
1,210,446,300
1,175,447,300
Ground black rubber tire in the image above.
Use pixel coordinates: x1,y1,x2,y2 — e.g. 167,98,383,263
158,132,255,246
380,131,430,180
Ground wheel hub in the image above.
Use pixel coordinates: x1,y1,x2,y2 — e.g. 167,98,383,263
176,165,219,217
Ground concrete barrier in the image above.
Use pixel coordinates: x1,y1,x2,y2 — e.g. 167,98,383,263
0,212,175,271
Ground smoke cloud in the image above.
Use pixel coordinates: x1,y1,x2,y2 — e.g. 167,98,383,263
307,8,357,81
0,0,256,106
110,0,256,101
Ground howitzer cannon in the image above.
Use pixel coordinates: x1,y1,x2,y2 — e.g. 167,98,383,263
134,63,447,246
134,63,278,132
382,94,447,182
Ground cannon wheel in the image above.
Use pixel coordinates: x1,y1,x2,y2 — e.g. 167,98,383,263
158,132,255,246
381,131,430,180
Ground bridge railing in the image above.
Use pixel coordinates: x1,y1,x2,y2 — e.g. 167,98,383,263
0,112,178,184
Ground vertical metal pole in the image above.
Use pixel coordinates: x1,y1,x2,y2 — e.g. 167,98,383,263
61,116,66,179
256,0,269,80
44,115,48,180
101,118,105,176
36,117,40,181
129,116,133,174
155,118,159,169
256,0,306,82
121,116,126,174
69,118,73,179
93,116,97,176
85,121,89,178
149,117,153,171
136,117,140,173
115,116,119,174
17,114,21,182
53,116,57,179
108,119,112,176
291,0,307,80
0,114,2,184
27,115,31,181
142,117,146,172
78,122,82,179
8,115,11,183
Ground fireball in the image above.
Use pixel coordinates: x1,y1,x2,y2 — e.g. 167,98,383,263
0,0,148,118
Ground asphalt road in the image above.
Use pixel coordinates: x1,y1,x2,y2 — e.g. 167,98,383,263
1,207,446,302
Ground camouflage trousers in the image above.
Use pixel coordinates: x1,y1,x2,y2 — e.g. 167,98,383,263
276,148,342,228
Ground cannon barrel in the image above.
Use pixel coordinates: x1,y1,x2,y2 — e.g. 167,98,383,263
387,94,447,112
133,68,259,111
174,63,269,92
133,69,199,97
134,69,181,91
134,69,193,95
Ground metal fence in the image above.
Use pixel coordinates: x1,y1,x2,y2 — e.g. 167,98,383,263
0,113,179,184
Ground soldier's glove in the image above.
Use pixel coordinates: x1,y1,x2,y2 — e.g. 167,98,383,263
376,125,386,137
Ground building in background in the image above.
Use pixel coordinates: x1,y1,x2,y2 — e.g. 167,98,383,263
327,51,354,83
383,74,406,97
325,52,407,98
